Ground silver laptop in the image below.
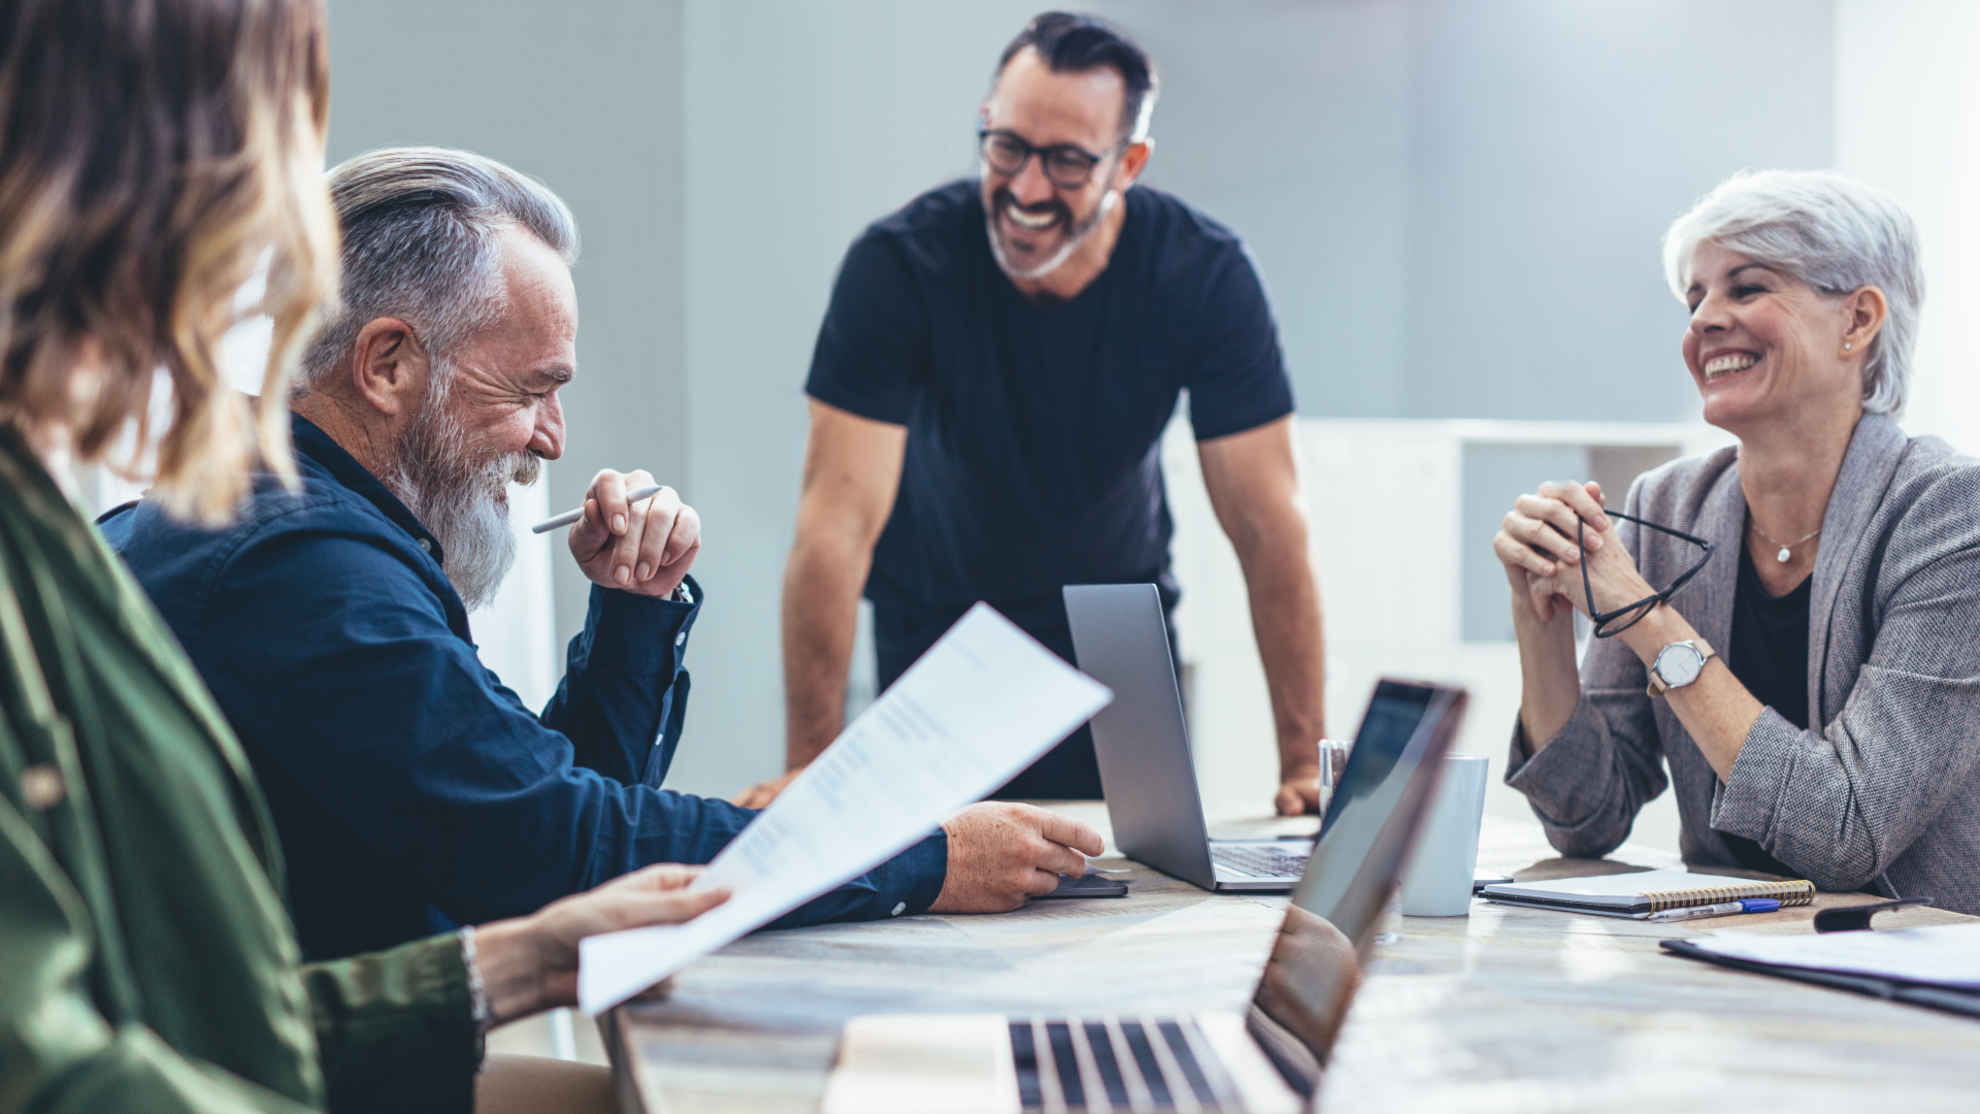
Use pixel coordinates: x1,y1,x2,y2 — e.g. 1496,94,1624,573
1063,582,1305,890
820,677,1469,1113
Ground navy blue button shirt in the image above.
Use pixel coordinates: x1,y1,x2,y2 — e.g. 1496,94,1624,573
101,414,946,960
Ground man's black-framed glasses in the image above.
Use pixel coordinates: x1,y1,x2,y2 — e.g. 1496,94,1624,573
978,128,1127,189
1579,510,1714,638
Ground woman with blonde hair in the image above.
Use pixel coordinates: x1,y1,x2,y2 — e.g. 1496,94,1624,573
1493,169,1980,914
0,2,721,1110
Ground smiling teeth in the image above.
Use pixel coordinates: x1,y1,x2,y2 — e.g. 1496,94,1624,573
1004,203,1057,230
1704,353,1758,379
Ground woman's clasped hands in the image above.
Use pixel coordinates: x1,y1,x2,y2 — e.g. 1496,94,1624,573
1492,479,1657,627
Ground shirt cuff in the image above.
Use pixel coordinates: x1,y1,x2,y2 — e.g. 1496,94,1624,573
1502,695,1624,830
1504,712,1540,780
458,927,490,1070
868,829,950,917
577,574,702,676
300,934,480,1112
1503,697,1604,792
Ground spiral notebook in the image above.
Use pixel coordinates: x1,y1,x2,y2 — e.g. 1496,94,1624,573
1480,870,1815,919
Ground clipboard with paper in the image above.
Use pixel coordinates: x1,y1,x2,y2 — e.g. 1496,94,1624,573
1661,920,1980,1019
577,603,1113,1015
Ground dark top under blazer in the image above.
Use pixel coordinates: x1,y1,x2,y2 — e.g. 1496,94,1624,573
1506,414,1980,914
102,415,946,960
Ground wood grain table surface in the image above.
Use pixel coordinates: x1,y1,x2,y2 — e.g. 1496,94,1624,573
607,803,1980,1113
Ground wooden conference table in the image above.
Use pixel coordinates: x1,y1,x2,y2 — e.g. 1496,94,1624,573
606,805,1980,1113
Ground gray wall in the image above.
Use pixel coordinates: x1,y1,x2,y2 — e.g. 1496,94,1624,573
325,0,1838,798
324,0,687,647
1120,0,1834,420
1400,0,1832,421
1103,1,1415,418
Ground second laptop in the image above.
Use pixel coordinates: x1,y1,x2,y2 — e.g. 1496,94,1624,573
1064,582,1465,893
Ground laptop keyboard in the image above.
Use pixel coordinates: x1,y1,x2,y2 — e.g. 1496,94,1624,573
1010,1016,1238,1112
1210,844,1308,879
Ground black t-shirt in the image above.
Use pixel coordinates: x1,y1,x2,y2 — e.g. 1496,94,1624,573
806,179,1294,674
1721,542,1812,877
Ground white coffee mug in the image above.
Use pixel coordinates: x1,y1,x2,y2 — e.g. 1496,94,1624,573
1398,755,1490,916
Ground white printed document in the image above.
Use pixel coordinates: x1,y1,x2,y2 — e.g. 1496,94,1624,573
1684,923,1980,989
577,603,1113,1014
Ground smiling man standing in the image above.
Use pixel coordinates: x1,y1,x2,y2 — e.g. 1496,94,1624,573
745,13,1330,812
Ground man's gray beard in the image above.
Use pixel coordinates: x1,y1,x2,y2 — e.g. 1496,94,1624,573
381,368,540,611
985,188,1117,282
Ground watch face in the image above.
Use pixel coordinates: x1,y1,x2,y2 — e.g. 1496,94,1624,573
1655,643,1705,688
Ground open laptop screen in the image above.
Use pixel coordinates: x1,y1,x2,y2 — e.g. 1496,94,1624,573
1296,681,1449,942
1243,680,1465,1095
820,678,1466,1114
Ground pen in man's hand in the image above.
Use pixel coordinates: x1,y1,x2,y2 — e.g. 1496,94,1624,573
531,484,666,534
1646,897,1781,923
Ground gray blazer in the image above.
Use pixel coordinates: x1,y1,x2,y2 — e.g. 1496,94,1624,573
1505,414,1980,914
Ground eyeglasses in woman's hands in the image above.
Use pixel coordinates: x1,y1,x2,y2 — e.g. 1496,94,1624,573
1579,510,1714,638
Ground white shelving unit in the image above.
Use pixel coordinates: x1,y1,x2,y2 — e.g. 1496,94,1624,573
1164,415,1733,854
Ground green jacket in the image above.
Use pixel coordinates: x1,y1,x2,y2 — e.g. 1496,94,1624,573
0,427,478,1114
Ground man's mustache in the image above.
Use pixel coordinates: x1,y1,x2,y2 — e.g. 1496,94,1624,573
512,452,542,487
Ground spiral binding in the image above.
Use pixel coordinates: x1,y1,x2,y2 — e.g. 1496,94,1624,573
1643,879,1815,913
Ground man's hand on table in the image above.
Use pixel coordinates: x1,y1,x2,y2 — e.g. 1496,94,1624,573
928,803,1105,913
569,469,701,599
1275,739,1352,816
1275,766,1322,817
731,766,804,809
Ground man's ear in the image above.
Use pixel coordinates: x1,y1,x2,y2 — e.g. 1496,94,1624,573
1115,138,1154,191
349,317,429,419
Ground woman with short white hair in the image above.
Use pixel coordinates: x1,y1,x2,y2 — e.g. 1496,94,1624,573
1493,170,1980,914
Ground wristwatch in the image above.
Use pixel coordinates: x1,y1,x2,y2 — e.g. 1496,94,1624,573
1647,638,1715,698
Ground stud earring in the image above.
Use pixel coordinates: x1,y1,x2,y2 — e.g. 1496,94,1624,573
1844,342,1853,351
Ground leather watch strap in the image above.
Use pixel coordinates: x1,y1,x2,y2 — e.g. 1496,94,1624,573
1646,638,1716,698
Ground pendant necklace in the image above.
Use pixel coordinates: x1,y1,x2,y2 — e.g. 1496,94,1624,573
1750,518,1821,564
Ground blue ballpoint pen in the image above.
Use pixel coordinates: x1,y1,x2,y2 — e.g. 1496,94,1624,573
1646,897,1782,922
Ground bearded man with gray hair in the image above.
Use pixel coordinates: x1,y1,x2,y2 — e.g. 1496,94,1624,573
103,146,1102,962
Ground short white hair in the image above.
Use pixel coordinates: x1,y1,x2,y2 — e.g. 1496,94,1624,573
297,147,579,395
1662,170,1923,416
